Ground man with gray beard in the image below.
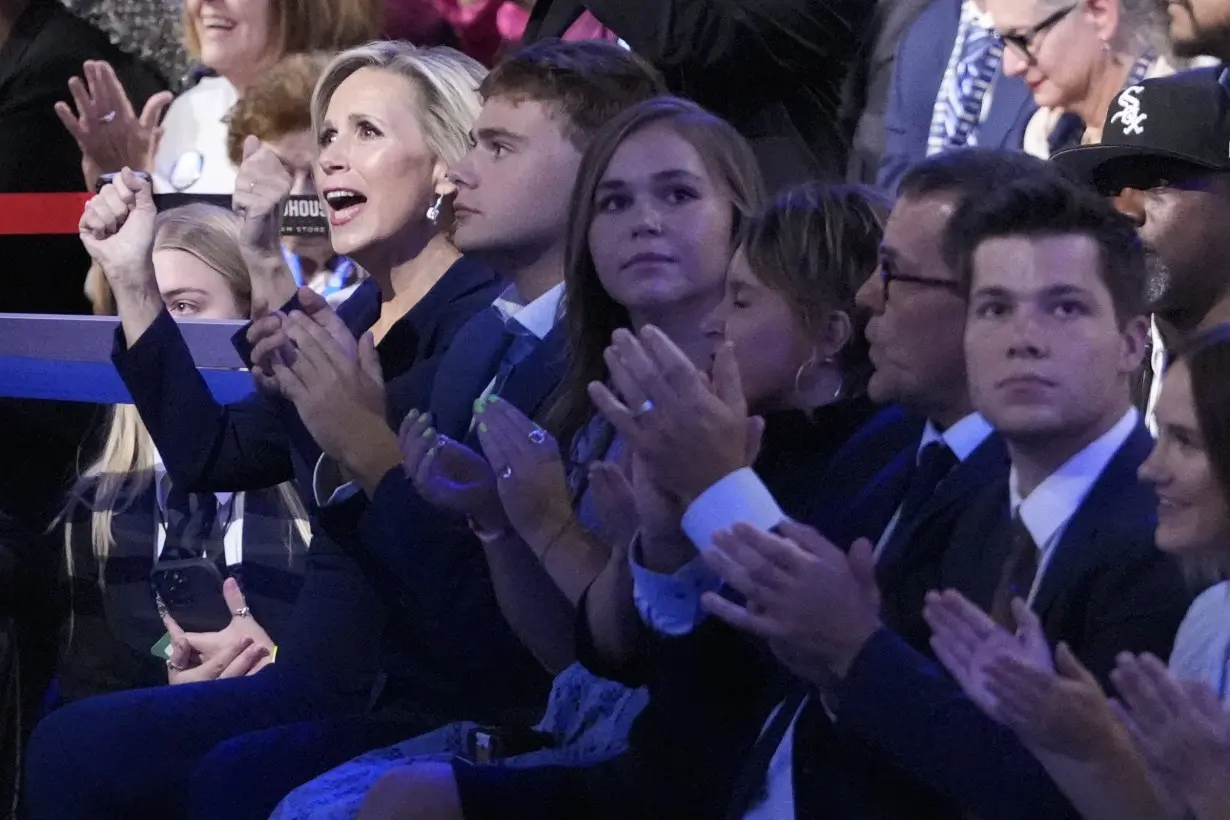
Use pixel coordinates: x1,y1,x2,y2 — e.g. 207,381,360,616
1052,71,1230,420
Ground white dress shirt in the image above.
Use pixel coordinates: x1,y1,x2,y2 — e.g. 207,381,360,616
152,452,244,566
1011,407,1140,605
312,282,566,507
152,76,238,194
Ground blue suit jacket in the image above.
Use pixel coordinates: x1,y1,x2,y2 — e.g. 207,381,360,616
836,423,1193,820
876,0,1036,193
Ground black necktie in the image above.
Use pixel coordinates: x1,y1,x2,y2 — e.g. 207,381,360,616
896,441,959,533
989,511,1039,628
162,484,220,560
725,687,808,820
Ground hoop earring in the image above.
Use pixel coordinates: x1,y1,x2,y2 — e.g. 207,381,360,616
793,356,817,396
796,355,844,403
426,194,445,224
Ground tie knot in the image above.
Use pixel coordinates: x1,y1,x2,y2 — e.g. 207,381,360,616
917,440,958,476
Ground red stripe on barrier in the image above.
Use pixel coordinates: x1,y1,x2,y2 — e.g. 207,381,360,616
0,193,92,236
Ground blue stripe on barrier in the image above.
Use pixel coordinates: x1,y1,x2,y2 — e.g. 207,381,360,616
0,356,255,404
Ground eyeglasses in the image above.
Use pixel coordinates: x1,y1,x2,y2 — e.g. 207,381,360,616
997,4,1076,66
879,266,962,300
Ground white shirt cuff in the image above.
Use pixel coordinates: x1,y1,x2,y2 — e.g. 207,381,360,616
681,467,787,553
312,453,362,507
629,544,721,636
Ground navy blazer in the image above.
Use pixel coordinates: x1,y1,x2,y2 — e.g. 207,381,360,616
113,256,503,496
836,423,1193,820
309,315,569,719
524,0,874,189
876,0,1036,193
877,432,1012,649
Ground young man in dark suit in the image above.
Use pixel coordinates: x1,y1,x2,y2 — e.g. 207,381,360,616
702,173,1191,820
521,0,873,190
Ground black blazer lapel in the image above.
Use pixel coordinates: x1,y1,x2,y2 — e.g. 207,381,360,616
1031,424,1157,617
878,434,1011,587
427,309,510,440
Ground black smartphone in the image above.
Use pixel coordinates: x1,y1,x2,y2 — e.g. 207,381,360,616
150,557,233,633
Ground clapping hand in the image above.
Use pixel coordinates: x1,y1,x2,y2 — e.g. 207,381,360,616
474,396,576,550
54,60,172,190
273,311,401,493
397,411,503,529
1112,653,1230,815
588,327,761,505
924,592,1052,716
700,520,883,682
925,590,1124,759
161,578,273,684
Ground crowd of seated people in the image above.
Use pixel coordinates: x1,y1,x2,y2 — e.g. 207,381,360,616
5,0,1230,818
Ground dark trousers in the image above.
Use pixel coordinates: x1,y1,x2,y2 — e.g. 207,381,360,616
22,666,433,820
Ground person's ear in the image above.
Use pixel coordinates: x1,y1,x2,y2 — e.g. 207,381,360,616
432,159,456,198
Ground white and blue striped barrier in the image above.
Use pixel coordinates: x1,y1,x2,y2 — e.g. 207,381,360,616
0,315,253,403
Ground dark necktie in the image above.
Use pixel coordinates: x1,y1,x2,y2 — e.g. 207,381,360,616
989,511,1039,629
895,441,959,533
488,317,538,399
463,317,539,450
162,484,220,560
724,687,808,820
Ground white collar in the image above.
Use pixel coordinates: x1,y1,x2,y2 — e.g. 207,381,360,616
491,282,565,340
1009,408,1140,551
918,412,995,464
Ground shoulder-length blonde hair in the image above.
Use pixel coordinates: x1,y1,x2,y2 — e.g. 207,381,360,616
546,96,766,448
311,41,487,173
64,204,311,573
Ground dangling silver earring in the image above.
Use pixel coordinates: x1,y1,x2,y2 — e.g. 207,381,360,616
1100,38,1112,54
426,194,445,224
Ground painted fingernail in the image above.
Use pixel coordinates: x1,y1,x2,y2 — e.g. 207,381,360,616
473,398,485,414
479,423,488,433
407,409,420,421
422,427,435,439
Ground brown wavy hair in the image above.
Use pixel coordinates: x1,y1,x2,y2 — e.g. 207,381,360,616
545,96,766,448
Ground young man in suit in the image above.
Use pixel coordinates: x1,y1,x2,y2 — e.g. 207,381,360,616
701,173,1191,820
22,40,666,820
877,0,1036,193
521,0,873,190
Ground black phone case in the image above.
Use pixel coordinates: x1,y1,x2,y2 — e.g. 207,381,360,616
150,558,233,633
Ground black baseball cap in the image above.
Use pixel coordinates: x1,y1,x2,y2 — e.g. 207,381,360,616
1051,68,1230,194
